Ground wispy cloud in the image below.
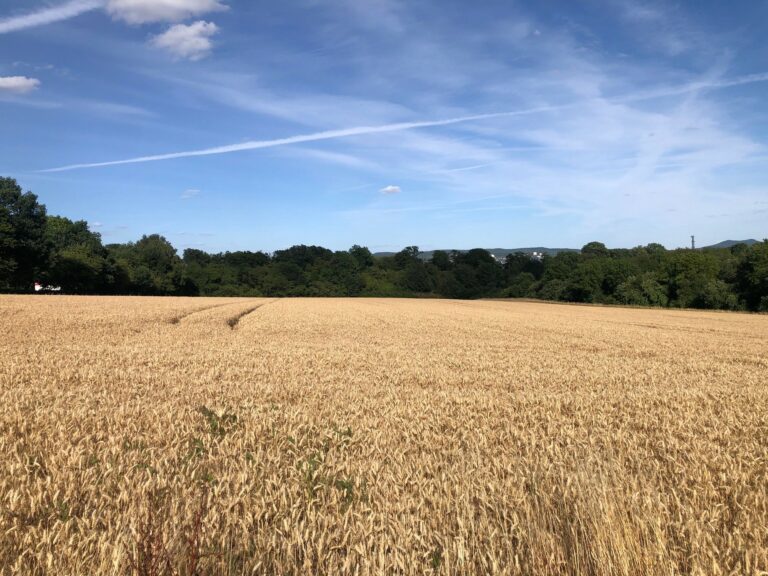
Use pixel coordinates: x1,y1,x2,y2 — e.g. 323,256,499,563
151,70,415,129
380,185,401,195
326,0,404,33
106,0,227,24
0,0,103,34
180,188,200,199
282,148,380,171
40,71,768,173
39,107,565,171
12,61,55,71
0,76,40,94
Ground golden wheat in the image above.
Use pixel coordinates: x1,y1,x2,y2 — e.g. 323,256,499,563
0,295,766,575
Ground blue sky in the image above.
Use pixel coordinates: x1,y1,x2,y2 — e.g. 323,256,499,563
1,0,767,253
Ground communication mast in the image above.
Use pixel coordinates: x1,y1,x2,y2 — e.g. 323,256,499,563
691,235,695,250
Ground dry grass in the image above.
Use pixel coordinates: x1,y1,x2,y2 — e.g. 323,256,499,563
0,295,766,575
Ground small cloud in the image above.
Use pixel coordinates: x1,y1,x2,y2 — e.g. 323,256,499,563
91,221,103,228
106,0,227,24
180,188,201,199
0,76,40,94
380,185,401,195
152,21,219,61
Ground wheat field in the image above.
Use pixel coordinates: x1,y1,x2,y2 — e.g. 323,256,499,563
0,296,766,575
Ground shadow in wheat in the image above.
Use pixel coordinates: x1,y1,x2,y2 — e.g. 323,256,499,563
226,300,278,329
167,302,245,325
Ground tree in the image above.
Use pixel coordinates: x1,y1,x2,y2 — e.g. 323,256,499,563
134,234,178,274
504,252,535,276
442,264,483,299
666,250,720,308
0,202,15,289
537,279,567,301
107,235,193,295
183,248,212,266
307,251,364,295
393,246,420,270
504,272,535,297
273,245,332,268
565,260,604,303
431,250,452,271
581,241,609,258
403,261,434,293
455,248,496,268
45,216,102,253
615,273,668,307
599,258,637,296
0,178,49,290
349,245,374,269
736,241,768,311
542,252,580,282
43,216,111,293
48,244,106,293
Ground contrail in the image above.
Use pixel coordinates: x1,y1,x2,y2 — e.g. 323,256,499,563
619,72,768,103
40,71,768,173
40,106,569,172
0,0,103,34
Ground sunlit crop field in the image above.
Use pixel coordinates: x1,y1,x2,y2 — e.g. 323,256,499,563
1,296,766,575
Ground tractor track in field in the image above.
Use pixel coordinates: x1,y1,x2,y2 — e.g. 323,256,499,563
226,299,279,329
168,299,277,326
167,301,246,325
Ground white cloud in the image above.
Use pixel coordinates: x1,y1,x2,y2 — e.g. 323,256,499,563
106,0,226,24
151,21,219,60
180,188,200,199
380,185,401,195
0,0,102,34
0,76,41,94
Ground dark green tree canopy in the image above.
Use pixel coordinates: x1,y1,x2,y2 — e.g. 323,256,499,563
393,246,421,270
582,241,609,258
0,178,48,289
349,245,374,269
431,250,452,271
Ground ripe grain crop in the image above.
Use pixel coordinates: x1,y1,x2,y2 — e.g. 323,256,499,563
0,295,766,575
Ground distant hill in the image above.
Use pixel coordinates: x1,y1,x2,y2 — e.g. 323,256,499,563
373,247,579,260
374,240,763,259
702,239,759,250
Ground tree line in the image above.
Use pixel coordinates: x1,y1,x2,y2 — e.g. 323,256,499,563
2,177,767,311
